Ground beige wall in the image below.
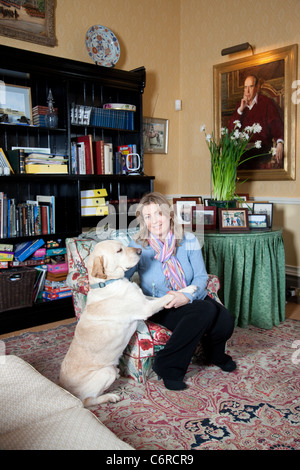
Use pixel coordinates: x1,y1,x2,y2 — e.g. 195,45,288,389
1,0,299,270
179,0,300,271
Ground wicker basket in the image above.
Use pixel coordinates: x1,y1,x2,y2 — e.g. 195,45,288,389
0,267,37,312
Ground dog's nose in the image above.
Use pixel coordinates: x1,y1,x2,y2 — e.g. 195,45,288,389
136,248,142,256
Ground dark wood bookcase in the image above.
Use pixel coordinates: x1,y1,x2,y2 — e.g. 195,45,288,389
0,45,154,333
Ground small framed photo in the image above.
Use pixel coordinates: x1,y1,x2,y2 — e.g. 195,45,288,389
173,197,201,226
238,201,254,213
0,84,32,125
249,214,268,230
236,193,249,201
192,206,216,231
218,208,249,232
253,202,273,228
143,117,169,154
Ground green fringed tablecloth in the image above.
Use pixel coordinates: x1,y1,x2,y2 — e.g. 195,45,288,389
200,228,285,329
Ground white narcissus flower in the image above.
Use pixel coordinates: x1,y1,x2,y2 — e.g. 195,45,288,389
271,147,277,156
254,140,262,149
252,123,262,133
206,134,211,142
233,120,241,128
200,125,206,132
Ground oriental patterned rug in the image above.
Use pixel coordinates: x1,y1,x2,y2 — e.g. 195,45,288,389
2,319,300,450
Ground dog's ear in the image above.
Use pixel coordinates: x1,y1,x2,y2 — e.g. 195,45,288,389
91,255,107,279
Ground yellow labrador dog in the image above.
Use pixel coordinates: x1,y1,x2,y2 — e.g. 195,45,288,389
59,240,196,407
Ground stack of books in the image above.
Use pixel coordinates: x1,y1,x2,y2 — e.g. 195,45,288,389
0,243,14,268
25,152,68,174
80,188,108,216
14,239,46,263
32,105,58,127
42,262,71,301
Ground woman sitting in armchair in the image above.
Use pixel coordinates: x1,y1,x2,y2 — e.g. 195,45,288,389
125,192,236,391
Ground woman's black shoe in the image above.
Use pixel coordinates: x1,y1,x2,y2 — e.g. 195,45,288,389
152,363,187,391
217,358,237,372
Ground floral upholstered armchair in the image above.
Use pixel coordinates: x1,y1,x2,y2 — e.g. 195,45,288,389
65,229,222,383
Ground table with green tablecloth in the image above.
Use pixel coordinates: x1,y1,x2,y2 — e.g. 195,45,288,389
198,228,285,329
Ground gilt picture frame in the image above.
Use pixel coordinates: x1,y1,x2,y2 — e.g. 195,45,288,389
0,0,56,47
213,44,297,181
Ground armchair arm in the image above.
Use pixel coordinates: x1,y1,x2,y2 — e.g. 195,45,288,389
206,274,222,304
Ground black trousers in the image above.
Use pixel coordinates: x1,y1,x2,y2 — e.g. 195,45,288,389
150,295,235,381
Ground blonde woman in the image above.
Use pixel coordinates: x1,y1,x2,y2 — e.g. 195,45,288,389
126,192,236,390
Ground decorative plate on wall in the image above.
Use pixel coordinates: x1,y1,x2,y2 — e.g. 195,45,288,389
85,25,120,67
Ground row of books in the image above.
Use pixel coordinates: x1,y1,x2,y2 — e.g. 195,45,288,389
2,141,139,176
0,193,55,238
70,104,135,130
71,136,138,176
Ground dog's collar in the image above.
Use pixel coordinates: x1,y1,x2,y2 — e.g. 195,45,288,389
90,278,119,289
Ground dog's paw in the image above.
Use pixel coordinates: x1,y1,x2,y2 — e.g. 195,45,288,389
107,393,121,403
180,285,197,295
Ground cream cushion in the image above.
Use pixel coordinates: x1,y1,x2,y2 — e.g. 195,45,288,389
0,355,133,450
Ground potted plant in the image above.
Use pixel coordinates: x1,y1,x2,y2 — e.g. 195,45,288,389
201,120,265,205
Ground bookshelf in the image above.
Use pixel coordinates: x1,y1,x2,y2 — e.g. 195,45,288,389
0,45,154,333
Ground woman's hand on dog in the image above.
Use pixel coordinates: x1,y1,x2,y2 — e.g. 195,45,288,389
165,291,190,309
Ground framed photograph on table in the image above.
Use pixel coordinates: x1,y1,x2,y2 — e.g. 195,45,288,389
192,206,216,231
218,208,249,232
173,197,201,226
238,201,254,213
253,202,273,228
249,214,268,230
0,84,32,125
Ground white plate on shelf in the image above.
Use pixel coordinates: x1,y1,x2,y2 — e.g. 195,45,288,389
85,25,120,67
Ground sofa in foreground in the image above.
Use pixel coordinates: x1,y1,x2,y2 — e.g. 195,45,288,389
0,355,133,450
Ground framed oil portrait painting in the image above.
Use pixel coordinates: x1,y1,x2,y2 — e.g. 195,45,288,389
0,0,56,47
143,117,169,154
213,44,297,181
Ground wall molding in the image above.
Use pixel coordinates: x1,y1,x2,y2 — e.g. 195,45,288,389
286,265,300,278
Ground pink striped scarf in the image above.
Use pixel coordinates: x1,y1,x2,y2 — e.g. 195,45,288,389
148,231,187,291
